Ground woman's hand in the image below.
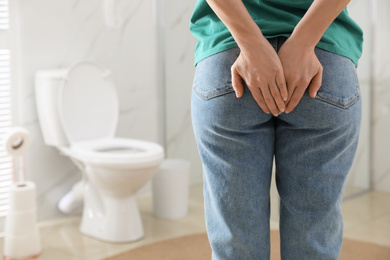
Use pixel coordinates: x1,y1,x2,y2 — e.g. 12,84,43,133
277,37,323,113
232,38,288,116
203,0,287,116
275,0,351,114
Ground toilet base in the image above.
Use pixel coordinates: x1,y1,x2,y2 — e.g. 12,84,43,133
79,182,144,243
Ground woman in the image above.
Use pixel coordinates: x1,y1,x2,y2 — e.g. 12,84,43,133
190,0,363,259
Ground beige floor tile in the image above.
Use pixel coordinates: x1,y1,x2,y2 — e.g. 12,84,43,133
342,191,390,231
270,219,279,230
344,186,368,198
344,214,390,247
375,214,390,227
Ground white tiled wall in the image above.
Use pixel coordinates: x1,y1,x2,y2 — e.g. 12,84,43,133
371,0,390,192
346,0,372,191
163,0,201,184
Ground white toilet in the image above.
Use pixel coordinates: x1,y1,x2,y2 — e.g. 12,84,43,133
34,61,164,243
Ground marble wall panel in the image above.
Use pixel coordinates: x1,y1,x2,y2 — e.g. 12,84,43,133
164,0,202,184
372,0,390,192
346,0,372,192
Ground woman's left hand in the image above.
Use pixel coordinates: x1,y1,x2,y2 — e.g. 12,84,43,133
277,37,323,113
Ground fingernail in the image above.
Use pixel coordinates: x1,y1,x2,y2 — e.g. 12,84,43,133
283,97,287,101
273,113,278,117
280,108,285,113
314,92,317,98
285,110,290,114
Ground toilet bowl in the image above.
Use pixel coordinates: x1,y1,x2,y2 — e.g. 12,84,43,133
35,61,164,242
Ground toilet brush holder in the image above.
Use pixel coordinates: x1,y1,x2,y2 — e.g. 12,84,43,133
3,182,41,260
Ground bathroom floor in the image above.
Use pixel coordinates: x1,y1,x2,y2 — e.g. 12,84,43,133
1,183,389,260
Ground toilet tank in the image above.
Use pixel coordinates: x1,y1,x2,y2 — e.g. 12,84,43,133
35,69,69,147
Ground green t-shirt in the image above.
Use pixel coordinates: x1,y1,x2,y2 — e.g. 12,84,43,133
190,0,363,66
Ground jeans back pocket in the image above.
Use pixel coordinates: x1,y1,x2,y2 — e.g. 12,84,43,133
315,85,360,109
314,48,361,109
192,48,240,100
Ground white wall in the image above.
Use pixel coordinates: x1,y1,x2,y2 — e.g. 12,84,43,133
346,0,372,191
371,0,390,192
163,0,201,185
348,0,390,193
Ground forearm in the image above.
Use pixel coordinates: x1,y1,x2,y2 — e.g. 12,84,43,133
205,0,267,53
206,0,288,115
291,0,351,47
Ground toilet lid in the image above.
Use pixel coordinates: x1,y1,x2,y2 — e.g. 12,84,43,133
59,61,119,144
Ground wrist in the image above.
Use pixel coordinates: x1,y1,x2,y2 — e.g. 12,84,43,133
239,34,269,56
289,28,319,50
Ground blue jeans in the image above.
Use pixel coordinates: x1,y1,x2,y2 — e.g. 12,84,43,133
191,37,361,260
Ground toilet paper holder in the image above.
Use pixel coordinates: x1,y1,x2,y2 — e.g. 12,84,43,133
2,127,42,260
3,127,31,186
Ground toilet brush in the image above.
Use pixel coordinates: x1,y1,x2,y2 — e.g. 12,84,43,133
2,127,41,260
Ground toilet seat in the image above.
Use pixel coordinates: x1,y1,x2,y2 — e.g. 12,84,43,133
69,138,164,167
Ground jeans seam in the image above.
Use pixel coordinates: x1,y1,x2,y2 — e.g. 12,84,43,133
193,86,235,100
315,93,361,109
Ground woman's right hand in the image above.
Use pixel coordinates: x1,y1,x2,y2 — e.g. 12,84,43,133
231,38,288,116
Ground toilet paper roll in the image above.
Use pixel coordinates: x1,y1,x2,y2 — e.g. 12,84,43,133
4,180,41,259
3,127,31,157
4,232,41,259
8,182,37,212
5,209,38,235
